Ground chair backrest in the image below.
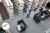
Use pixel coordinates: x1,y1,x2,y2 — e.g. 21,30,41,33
17,19,23,24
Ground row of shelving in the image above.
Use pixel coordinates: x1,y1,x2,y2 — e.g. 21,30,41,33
0,0,50,21
14,0,33,15
2,0,14,18
0,0,33,21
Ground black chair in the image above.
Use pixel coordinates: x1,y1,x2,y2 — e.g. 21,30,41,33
46,2,50,9
17,19,27,32
33,13,41,23
39,11,50,20
33,11,50,23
